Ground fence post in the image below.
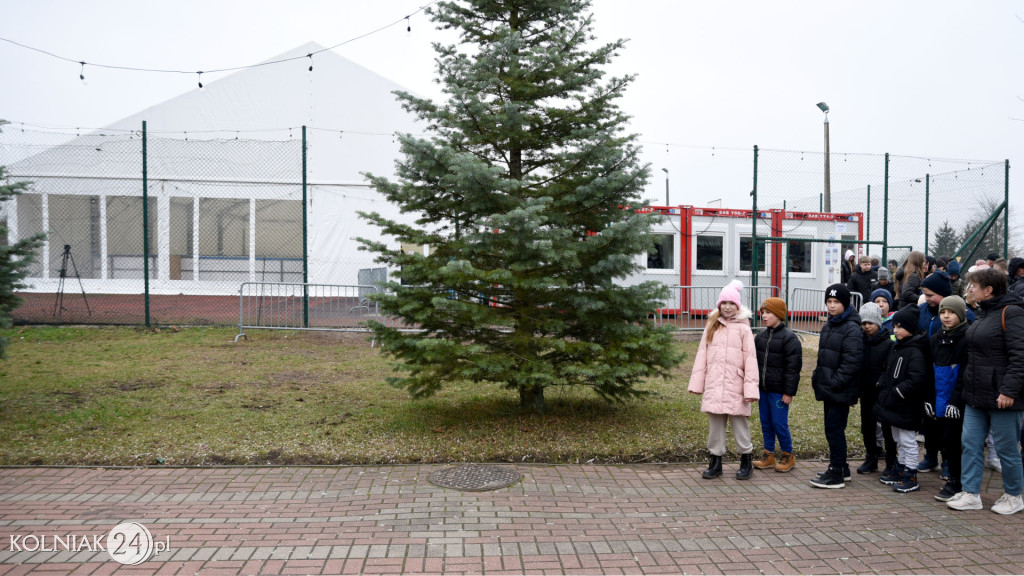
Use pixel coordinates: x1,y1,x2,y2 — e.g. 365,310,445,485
142,120,150,328
750,145,759,314
302,125,309,328
1005,159,1010,259
866,185,871,245
924,174,930,254
882,153,889,266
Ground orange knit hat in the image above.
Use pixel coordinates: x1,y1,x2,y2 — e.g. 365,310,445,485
760,297,787,320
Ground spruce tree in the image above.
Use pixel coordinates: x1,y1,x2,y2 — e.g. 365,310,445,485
931,221,959,259
359,0,682,412
0,121,46,358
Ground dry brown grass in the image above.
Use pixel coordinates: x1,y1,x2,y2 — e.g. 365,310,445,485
0,326,859,466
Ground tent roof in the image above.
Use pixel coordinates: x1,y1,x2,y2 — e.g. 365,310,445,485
14,42,424,184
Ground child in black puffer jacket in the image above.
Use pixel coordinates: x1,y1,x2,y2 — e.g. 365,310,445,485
810,284,864,489
874,307,932,493
752,297,803,473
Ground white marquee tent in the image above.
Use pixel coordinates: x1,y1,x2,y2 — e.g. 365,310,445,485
5,42,426,294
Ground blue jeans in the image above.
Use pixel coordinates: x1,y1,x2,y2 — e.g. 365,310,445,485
759,392,792,453
823,402,850,469
961,405,1023,496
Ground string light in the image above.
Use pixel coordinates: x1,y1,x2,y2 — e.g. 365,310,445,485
197,71,203,89
307,53,313,72
0,2,437,86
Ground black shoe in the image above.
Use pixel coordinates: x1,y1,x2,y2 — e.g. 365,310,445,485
879,463,903,486
816,464,851,481
810,467,846,489
935,482,961,502
857,454,879,474
702,455,723,479
894,470,920,493
735,453,753,480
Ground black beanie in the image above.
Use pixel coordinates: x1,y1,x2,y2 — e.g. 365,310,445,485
920,271,953,298
825,283,851,308
892,307,920,334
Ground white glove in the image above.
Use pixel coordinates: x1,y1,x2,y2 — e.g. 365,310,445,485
924,402,935,418
945,404,962,419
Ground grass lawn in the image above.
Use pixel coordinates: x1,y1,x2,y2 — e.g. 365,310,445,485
1,326,871,467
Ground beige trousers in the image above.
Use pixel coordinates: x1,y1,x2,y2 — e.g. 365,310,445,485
707,413,753,456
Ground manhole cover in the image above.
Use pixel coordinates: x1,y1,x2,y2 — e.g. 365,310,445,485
428,464,521,491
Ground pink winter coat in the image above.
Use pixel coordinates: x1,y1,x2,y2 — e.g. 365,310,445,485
687,307,760,416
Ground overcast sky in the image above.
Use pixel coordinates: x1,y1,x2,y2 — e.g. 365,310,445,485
1,0,1022,210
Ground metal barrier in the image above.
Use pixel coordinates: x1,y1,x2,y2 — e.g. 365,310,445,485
788,288,863,336
653,285,780,331
236,282,387,341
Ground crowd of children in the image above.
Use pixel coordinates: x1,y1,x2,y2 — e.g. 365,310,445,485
689,251,1024,515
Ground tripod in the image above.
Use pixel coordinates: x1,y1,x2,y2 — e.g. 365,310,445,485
53,244,91,317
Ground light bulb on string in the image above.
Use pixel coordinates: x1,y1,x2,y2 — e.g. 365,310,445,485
307,53,313,72
197,71,204,89
406,16,411,32
79,61,87,85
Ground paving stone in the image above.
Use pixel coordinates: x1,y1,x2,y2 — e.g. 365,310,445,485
2,464,1024,574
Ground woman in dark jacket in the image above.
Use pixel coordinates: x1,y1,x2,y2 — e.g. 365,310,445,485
895,251,927,310
752,297,803,472
948,268,1024,514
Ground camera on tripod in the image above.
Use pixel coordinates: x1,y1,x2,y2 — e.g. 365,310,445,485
54,243,91,317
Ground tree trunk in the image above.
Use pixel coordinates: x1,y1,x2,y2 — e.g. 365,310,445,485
519,384,545,414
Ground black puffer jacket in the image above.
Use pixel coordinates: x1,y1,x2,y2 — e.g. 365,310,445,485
754,323,802,396
847,268,877,311
812,306,864,405
874,333,931,430
859,328,893,398
963,293,1024,411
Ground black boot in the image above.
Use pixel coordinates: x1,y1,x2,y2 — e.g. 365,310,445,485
702,455,723,479
736,453,753,480
857,453,879,474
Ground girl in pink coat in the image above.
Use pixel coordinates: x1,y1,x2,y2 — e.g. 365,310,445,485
688,279,761,480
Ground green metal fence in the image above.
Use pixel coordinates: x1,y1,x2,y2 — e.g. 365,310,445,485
1,123,1013,327
755,149,1010,267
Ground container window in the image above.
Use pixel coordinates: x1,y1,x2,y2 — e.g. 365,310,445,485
647,234,675,270
696,235,723,271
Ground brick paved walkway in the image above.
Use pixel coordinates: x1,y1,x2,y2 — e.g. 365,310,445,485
1,463,1021,575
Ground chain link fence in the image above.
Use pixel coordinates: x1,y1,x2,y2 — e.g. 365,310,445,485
756,149,1010,268
1,125,1013,328
3,126,301,325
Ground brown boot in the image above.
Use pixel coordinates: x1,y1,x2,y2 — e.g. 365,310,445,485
775,451,796,473
753,449,776,469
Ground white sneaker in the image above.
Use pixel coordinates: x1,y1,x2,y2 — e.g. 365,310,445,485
985,459,1003,473
991,493,1024,515
946,491,968,504
948,492,983,511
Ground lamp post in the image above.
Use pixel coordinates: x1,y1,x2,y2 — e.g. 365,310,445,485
661,167,669,206
816,102,831,213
